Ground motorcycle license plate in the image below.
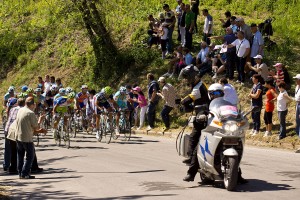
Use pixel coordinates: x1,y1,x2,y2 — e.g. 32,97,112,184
222,138,239,145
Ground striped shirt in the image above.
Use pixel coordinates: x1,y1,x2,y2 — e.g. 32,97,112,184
5,106,21,133
161,83,176,108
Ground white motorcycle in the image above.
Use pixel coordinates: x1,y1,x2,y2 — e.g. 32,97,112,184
177,97,257,191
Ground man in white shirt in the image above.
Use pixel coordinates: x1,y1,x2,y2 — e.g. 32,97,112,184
219,77,238,106
294,74,300,138
202,9,213,45
227,31,250,85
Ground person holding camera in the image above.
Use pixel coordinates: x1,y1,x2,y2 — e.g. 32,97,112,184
178,65,210,182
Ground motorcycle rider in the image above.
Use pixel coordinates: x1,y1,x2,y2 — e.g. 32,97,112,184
178,65,210,182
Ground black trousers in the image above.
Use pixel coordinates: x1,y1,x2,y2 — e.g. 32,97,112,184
225,51,236,80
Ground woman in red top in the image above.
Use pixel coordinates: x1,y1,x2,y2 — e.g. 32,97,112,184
263,78,278,137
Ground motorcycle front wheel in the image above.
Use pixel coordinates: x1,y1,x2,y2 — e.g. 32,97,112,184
223,156,239,191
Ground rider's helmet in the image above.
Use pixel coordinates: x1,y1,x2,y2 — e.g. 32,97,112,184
178,65,200,85
50,85,58,92
81,85,88,90
68,92,76,99
66,87,73,94
18,93,27,99
37,83,43,89
8,86,15,93
119,86,126,95
59,88,66,95
35,88,42,93
208,83,224,100
21,85,28,92
27,88,34,94
103,86,113,96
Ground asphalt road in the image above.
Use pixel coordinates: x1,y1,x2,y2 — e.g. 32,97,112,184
1,130,300,200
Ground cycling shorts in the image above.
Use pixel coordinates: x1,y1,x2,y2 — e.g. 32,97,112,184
79,102,86,109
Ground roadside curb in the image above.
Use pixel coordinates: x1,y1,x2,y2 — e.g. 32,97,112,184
132,129,178,138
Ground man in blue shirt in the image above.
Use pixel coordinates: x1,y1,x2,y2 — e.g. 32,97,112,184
147,73,160,130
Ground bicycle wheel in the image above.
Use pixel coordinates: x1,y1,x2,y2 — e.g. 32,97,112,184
124,120,131,141
55,129,61,147
104,120,112,144
65,129,71,149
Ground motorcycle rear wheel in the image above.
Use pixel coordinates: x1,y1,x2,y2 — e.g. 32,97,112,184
224,156,239,191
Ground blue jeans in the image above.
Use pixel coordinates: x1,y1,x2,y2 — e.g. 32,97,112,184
167,27,174,53
3,133,11,170
251,107,261,131
236,57,246,82
278,110,288,139
161,105,173,128
296,103,300,137
147,102,158,128
17,141,35,176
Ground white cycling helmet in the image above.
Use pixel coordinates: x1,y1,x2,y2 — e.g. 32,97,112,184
66,87,73,94
208,83,224,100
50,85,58,92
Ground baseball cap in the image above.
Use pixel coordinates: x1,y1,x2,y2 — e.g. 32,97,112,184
273,63,283,68
133,86,141,92
253,55,263,59
293,74,300,80
158,77,166,83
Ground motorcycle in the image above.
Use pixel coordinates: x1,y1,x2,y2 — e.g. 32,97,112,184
177,98,258,191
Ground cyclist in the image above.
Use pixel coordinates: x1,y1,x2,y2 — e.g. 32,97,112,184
94,86,120,139
3,86,15,108
86,89,96,131
114,86,130,127
17,85,28,99
54,88,66,101
26,88,35,98
34,88,46,114
52,92,76,139
65,87,73,95
76,85,89,110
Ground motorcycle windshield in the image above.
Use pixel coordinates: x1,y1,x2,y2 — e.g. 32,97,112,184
209,98,239,120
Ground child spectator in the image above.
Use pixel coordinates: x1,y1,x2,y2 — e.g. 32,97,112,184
263,78,277,137
277,82,293,140
132,87,148,130
249,74,264,136
272,63,284,86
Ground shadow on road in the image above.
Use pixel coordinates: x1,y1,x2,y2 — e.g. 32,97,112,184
276,171,300,179
97,194,177,199
73,169,166,174
237,179,295,192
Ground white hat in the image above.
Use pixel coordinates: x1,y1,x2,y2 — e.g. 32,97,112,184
158,77,166,82
253,55,263,59
293,74,300,80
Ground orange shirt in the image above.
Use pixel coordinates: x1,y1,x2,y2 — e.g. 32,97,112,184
265,88,275,112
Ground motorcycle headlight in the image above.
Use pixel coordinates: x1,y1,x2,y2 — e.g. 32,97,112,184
224,121,239,135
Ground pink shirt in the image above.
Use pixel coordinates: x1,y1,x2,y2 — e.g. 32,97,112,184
138,94,147,108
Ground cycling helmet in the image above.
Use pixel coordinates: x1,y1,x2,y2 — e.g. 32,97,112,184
27,88,34,93
18,93,27,99
66,87,73,94
35,88,42,93
7,98,18,107
119,86,126,94
59,88,66,94
208,83,224,100
81,85,88,89
103,86,113,96
50,85,58,92
21,85,28,92
68,92,76,99
37,83,43,88
8,86,15,93
178,65,200,85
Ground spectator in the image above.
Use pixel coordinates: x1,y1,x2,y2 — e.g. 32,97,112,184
220,11,232,28
37,76,44,91
55,78,63,89
230,16,238,34
271,63,284,86
236,18,252,42
132,87,148,130
293,74,300,137
183,47,193,65
184,4,195,50
212,51,227,81
163,4,176,54
219,78,238,106
147,73,160,130
202,9,213,45
44,75,51,93
190,0,199,33
179,3,186,47
249,74,264,136
159,23,169,59
157,77,176,130
125,85,135,127
147,14,159,48
210,27,236,80
15,97,47,179
250,23,264,64
164,46,184,77
227,31,250,85
263,78,277,137
246,55,269,81
277,82,293,140
196,42,212,76
50,76,56,86
175,0,183,41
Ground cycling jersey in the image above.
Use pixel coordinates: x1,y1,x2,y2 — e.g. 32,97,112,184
53,93,62,101
113,91,128,109
35,94,45,104
76,92,89,108
94,92,113,112
54,96,72,113
4,93,14,101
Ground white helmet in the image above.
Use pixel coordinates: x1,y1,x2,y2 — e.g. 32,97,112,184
208,83,224,100
50,85,58,92
66,87,73,94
